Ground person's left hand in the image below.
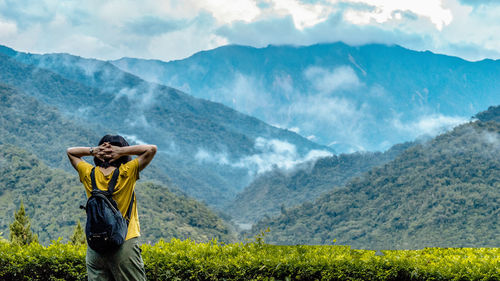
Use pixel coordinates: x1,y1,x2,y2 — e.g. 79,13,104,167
93,143,110,161
106,144,123,163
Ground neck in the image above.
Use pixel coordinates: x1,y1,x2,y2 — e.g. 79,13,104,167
98,165,116,176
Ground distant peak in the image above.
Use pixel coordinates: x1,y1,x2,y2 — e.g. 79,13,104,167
0,45,18,57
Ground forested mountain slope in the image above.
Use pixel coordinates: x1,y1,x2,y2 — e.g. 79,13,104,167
228,142,414,224
0,83,174,187
251,105,500,249
0,46,331,208
0,145,234,245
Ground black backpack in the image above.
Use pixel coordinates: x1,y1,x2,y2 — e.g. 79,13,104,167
83,167,134,253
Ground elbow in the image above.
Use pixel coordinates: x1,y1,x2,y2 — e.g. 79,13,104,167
149,145,157,155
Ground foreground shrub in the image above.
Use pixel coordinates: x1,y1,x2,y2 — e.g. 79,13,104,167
0,239,86,281
0,238,498,280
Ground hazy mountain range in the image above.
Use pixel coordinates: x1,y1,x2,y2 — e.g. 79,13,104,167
1,42,498,249
0,45,330,208
112,43,500,152
250,105,500,249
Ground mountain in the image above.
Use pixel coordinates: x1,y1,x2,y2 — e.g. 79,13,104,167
111,43,500,152
0,144,235,244
0,82,174,188
0,83,97,168
249,105,500,249
0,46,331,208
227,142,414,226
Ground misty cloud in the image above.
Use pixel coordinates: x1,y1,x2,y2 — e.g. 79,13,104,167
195,137,332,176
480,130,500,151
211,72,272,116
195,148,230,165
235,137,332,174
202,66,379,152
272,73,294,97
120,133,147,145
304,65,362,94
124,114,150,128
392,114,468,138
114,83,162,129
0,18,17,37
114,83,159,109
288,94,369,149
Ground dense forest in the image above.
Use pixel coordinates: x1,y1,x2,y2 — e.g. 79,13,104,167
0,83,177,187
251,105,500,249
0,144,235,244
227,142,414,224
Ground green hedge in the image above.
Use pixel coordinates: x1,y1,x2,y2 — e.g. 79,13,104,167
0,238,498,280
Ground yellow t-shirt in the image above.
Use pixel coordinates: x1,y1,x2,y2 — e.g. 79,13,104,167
77,159,140,240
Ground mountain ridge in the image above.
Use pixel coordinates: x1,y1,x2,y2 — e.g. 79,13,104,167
111,42,500,152
249,105,500,249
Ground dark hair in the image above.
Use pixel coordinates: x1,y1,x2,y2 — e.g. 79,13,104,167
94,135,132,168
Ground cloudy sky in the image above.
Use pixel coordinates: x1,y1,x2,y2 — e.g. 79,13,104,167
0,0,498,62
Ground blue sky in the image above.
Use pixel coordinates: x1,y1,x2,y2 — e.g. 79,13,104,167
0,0,499,62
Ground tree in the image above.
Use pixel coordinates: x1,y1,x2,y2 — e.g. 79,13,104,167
9,201,38,245
69,220,86,245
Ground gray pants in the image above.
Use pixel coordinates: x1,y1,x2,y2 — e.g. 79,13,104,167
86,237,146,281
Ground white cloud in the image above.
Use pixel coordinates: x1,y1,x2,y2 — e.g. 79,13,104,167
197,0,261,24
290,95,363,125
392,114,468,137
482,131,499,146
211,72,272,115
2,0,500,65
234,137,332,174
195,148,230,165
342,0,453,30
304,65,362,94
307,135,317,141
124,114,151,128
0,18,17,38
288,94,370,150
271,0,335,29
114,83,159,109
195,137,332,175
147,22,228,61
119,134,147,145
272,73,294,97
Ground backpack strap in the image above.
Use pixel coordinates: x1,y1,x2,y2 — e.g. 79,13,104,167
107,168,120,194
90,167,98,191
90,166,134,223
90,167,120,194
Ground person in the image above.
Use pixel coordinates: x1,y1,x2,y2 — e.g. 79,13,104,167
67,135,157,281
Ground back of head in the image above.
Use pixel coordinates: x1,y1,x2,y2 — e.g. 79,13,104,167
94,135,132,168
